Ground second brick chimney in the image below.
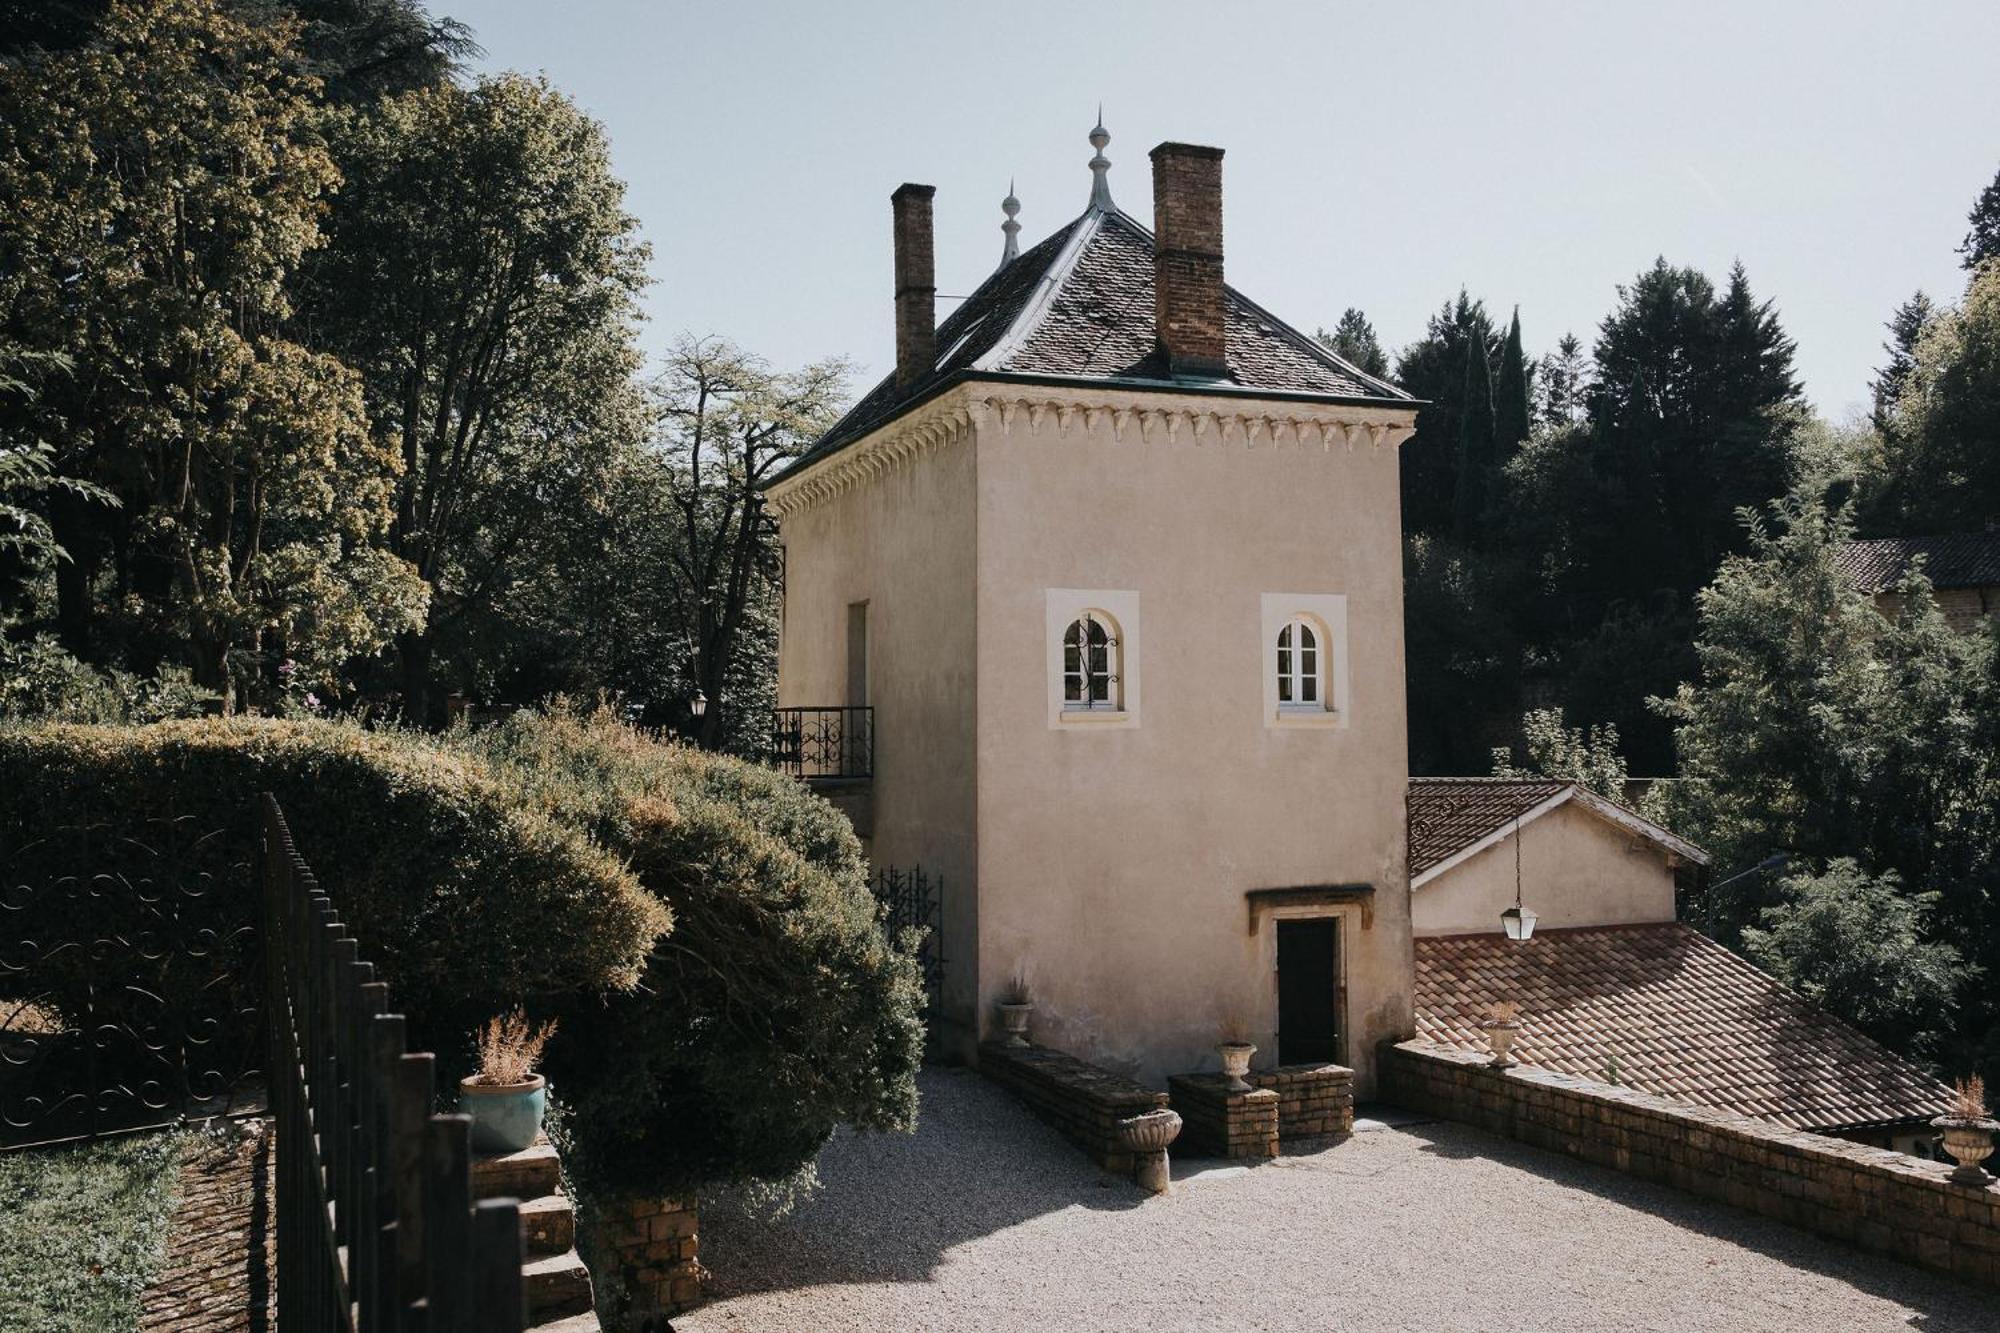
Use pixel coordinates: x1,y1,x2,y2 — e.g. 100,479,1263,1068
891,183,937,390
1149,143,1227,378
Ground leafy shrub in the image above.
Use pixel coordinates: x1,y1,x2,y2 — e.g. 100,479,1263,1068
0,635,218,724
459,707,923,1199
0,718,666,1059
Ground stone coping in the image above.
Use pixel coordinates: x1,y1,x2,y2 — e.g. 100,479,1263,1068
979,1041,1168,1173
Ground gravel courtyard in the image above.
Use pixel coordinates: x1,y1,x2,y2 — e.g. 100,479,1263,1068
681,1067,1998,1333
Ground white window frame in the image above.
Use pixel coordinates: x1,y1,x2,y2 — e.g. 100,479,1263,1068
1046,589,1141,729
1261,593,1348,729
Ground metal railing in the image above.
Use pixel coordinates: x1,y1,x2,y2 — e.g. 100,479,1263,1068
262,793,525,1331
769,706,874,780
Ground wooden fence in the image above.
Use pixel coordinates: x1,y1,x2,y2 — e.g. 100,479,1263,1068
261,793,526,1331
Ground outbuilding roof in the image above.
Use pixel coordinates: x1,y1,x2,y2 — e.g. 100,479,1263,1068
1407,778,1707,886
1835,531,2000,593
1413,924,1955,1135
775,202,1411,488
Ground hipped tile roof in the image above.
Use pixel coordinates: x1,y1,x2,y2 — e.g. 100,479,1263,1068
1413,924,1954,1134
777,205,1411,486
1835,531,2000,593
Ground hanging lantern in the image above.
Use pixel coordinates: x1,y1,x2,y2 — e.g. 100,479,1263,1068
689,689,709,718
1500,903,1538,941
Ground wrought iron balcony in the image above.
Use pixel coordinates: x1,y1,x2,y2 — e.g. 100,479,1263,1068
769,706,874,781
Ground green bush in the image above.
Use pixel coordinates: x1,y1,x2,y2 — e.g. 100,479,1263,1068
0,718,667,1058
459,707,923,1199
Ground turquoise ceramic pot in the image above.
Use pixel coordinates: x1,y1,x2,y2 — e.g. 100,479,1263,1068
459,1074,547,1153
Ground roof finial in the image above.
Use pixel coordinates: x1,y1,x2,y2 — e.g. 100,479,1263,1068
999,177,1021,267
1088,108,1113,211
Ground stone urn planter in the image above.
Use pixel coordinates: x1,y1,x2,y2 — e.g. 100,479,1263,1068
1118,1108,1183,1194
1217,1041,1256,1093
998,1002,1034,1048
1479,1021,1520,1069
1932,1115,1998,1185
459,1073,548,1153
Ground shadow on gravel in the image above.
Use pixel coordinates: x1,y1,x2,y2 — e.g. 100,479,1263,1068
1405,1119,1995,1331
699,1066,1153,1298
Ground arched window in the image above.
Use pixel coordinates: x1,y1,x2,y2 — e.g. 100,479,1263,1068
1063,612,1121,711
1276,616,1324,711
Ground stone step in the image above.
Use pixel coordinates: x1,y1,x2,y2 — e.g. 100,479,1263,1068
523,1249,595,1324
526,1313,602,1333
471,1137,562,1201
518,1192,577,1256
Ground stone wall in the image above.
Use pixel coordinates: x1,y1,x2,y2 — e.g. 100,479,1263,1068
586,1195,705,1328
979,1041,1168,1173
1168,1073,1279,1159
1249,1062,1354,1139
1381,1040,2000,1290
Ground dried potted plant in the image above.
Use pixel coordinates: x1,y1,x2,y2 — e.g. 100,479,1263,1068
1216,1015,1256,1093
1479,1000,1522,1068
1932,1075,1997,1185
997,970,1034,1048
459,1009,558,1153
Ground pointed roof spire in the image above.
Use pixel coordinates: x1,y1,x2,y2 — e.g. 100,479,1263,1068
999,177,1021,267
1087,107,1113,211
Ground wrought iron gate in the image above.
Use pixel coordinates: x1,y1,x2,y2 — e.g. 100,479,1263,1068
869,864,943,1018
0,816,263,1149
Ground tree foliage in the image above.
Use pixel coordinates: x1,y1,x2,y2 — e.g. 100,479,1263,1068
0,0,426,701
1962,163,2000,270
1315,308,1387,378
1490,708,1628,801
1868,261,2000,532
300,72,651,721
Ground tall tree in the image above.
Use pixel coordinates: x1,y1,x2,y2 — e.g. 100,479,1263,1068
1962,163,2000,270
1870,291,1936,433
1395,292,1497,536
1494,308,1531,460
1314,308,1388,378
300,73,651,723
1871,261,2000,532
1452,337,1497,542
652,337,847,751
1532,333,1588,428
0,0,425,698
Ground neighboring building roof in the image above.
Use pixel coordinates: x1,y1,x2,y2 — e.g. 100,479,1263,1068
1413,924,1955,1134
1407,778,1707,886
1835,531,2000,593
774,204,1413,488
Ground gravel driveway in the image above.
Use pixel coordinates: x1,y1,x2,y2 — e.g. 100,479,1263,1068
680,1067,1998,1333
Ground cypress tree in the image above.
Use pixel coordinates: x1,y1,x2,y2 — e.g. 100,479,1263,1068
1870,291,1935,432
1495,307,1531,459
1453,337,1497,543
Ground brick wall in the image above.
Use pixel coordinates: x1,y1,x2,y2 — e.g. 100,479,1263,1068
1249,1063,1355,1139
980,1041,1168,1173
1168,1073,1279,1159
586,1195,704,1328
1149,142,1226,376
1381,1040,2000,1290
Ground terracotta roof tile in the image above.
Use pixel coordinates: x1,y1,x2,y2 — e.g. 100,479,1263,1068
1407,778,1566,878
1413,924,1953,1133
1835,531,2000,593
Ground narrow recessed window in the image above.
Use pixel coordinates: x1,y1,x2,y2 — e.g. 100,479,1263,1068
1063,612,1120,710
1276,616,1325,711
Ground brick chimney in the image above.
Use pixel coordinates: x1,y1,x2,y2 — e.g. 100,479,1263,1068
1149,143,1227,378
891,183,937,390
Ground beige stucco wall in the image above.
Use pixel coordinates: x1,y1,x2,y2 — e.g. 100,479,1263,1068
969,386,1417,1095
1412,799,1678,937
1872,586,1998,636
774,415,981,1048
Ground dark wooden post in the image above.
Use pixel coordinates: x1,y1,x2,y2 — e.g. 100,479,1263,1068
470,1200,526,1330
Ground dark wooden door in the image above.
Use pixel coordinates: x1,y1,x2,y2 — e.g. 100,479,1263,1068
1277,918,1341,1066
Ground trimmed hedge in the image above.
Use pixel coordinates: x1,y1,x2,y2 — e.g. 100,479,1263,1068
461,708,924,1198
0,719,667,1057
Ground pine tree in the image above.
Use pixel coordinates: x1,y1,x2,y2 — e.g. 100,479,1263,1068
1870,291,1935,431
1315,308,1388,378
1534,334,1588,426
1452,336,1497,543
1962,163,2000,270
1495,307,1531,459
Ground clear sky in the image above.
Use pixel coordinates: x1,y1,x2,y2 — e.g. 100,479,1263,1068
447,0,2000,420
